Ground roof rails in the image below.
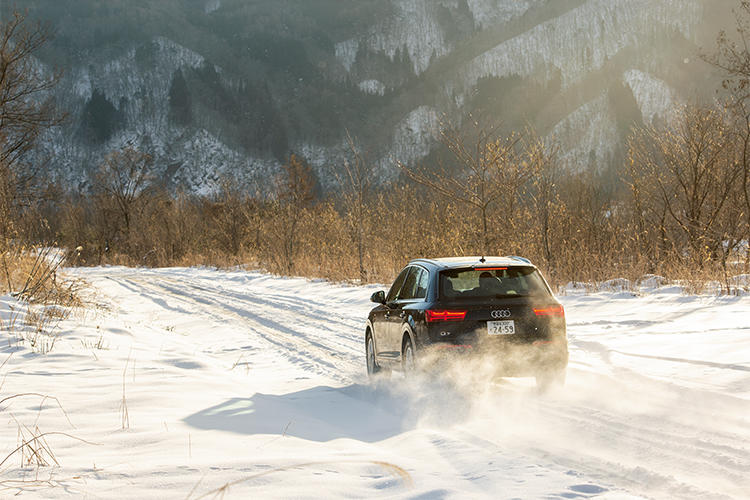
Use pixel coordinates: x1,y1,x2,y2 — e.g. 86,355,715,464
506,256,532,264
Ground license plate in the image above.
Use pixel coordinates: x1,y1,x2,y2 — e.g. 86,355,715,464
488,320,515,335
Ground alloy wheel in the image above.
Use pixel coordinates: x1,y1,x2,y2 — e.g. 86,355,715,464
367,336,376,375
403,340,415,373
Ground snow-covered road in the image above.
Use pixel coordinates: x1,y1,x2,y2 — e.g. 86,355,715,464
2,267,749,499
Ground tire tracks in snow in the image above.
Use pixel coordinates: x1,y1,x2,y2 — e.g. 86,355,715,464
115,274,364,385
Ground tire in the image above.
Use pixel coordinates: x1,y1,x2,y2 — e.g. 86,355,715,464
536,367,566,392
366,333,390,379
402,336,416,375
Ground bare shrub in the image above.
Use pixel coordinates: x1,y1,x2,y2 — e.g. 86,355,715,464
626,105,747,292
92,146,157,258
260,154,318,275
705,2,750,275
399,117,537,256
204,179,257,261
335,132,375,282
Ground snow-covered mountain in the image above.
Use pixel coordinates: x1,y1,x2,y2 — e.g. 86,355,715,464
18,0,724,192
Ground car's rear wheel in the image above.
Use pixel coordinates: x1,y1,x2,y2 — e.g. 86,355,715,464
366,333,389,379
402,336,416,375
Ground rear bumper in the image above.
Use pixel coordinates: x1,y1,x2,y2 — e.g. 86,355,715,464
421,340,568,376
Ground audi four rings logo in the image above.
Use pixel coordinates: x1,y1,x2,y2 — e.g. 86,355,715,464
491,309,511,319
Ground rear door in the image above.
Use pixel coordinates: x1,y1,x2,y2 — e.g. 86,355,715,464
376,267,409,359
386,266,426,351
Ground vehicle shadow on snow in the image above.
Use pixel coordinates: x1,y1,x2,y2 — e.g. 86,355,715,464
183,379,493,443
184,384,417,442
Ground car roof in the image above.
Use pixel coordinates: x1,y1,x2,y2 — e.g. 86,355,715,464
408,256,535,270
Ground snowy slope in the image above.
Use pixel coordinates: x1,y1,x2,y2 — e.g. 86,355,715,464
1,267,748,498
27,0,715,190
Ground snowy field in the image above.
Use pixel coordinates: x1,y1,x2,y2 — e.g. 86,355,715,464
1,267,749,499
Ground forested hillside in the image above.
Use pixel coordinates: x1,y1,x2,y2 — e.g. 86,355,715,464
6,0,726,192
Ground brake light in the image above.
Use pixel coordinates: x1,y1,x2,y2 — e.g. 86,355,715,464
474,267,507,271
533,305,564,317
426,310,467,322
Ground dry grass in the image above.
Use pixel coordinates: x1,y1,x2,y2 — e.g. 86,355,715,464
120,354,131,430
0,351,97,494
1,246,84,303
187,460,413,500
0,391,96,492
1,245,85,354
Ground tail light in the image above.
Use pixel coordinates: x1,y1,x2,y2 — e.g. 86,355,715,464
426,310,467,322
533,305,565,317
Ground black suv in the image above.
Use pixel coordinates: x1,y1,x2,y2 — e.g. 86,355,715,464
365,257,568,388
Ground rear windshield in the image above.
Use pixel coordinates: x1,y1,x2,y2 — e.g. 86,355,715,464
439,266,550,300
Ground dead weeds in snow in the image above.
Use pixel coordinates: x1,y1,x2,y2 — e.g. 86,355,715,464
1,245,87,354
120,354,131,430
187,460,413,499
0,376,98,493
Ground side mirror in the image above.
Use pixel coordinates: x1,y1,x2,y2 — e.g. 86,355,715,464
370,291,386,304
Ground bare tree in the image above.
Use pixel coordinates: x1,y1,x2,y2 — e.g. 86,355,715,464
204,178,255,258
731,105,750,272
624,145,672,273
336,131,373,282
526,137,563,271
398,118,538,256
0,159,15,241
706,1,750,104
93,146,156,254
0,9,63,241
627,105,744,278
706,3,750,272
265,154,317,274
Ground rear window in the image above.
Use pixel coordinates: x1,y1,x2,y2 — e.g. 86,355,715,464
439,266,550,299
